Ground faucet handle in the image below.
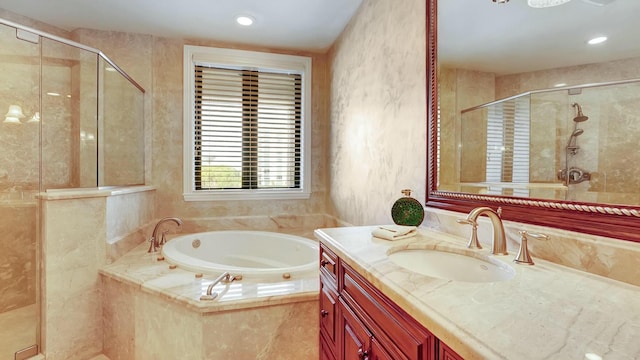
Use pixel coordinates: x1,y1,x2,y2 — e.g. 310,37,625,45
514,230,549,265
147,235,158,253
456,218,482,249
496,206,502,218
456,218,475,226
523,231,549,241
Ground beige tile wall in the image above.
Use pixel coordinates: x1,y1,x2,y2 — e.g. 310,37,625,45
328,0,427,225
71,28,334,217
41,188,156,360
103,276,318,360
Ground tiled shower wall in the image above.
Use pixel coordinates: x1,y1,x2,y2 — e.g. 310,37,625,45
439,56,640,204
0,203,36,313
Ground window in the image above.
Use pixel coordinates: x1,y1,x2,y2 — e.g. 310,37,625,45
183,46,312,201
485,96,530,197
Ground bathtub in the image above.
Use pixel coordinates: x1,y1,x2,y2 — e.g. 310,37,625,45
162,231,319,279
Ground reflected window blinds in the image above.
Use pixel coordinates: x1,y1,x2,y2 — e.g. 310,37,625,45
486,96,530,197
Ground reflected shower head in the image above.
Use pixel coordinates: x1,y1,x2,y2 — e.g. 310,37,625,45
571,128,584,137
572,103,589,122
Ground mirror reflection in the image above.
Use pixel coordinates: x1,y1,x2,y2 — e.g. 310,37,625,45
437,0,640,206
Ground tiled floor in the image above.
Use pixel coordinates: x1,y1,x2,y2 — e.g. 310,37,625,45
0,304,36,360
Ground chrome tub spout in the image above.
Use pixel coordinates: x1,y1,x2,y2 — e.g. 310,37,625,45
148,217,183,253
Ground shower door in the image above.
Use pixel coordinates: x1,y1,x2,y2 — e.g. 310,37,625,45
0,23,40,360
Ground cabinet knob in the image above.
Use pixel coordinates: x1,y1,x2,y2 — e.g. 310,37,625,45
358,349,369,360
321,260,330,267
321,309,329,317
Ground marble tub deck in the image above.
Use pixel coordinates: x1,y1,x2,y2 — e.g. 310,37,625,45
99,241,320,360
100,241,319,313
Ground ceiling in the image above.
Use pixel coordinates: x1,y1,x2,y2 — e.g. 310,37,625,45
3,0,637,75
0,0,363,52
439,0,640,75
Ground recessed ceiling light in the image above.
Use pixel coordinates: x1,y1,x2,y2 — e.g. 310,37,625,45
581,0,616,6
236,16,254,26
554,83,567,87
588,36,607,45
527,0,572,8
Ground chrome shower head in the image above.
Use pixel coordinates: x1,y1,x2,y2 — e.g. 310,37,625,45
572,103,589,122
571,128,584,137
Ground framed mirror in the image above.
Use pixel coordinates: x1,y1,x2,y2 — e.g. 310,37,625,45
426,0,640,242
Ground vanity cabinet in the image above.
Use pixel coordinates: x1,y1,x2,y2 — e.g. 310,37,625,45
320,244,339,360
319,243,464,360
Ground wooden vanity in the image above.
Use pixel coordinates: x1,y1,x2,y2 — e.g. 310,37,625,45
315,226,640,360
320,243,463,360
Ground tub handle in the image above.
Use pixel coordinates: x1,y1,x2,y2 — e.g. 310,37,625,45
200,272,240,301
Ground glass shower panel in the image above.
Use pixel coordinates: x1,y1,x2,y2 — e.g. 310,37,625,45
563,82,640,205
41,38,98,189
99,57,144,186
0,23,39,360
528,90,569,200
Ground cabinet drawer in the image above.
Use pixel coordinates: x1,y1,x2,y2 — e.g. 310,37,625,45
341,262,434,360
320,280,338,346
320,243,338,285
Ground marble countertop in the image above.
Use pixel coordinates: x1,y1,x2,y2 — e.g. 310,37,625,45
315,226,640,360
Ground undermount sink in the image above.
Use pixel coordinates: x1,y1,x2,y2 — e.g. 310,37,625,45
388,248,515,283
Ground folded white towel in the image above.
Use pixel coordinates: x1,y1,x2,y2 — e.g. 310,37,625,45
372,225,418,241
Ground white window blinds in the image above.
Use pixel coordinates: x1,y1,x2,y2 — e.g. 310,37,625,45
486,96,530,197
193,65,302,190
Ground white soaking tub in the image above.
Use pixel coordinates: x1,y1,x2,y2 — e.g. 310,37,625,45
161,230,319,279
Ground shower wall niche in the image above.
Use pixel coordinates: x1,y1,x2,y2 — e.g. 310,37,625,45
0,18,145,359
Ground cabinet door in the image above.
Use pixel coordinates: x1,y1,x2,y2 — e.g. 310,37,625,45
321,333,337,360
339,298,371,360
320,280,338,348
371,338,394,360
439,341,464,360
341,263,434,360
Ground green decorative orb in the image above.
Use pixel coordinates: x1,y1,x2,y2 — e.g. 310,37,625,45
391,189,425,226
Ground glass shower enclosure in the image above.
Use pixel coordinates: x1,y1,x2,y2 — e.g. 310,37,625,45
0,18,145,359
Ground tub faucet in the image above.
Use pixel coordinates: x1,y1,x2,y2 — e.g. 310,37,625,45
463,207,508,255
148,217,183,253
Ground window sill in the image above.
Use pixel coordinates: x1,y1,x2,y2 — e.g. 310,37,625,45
183,189,311,201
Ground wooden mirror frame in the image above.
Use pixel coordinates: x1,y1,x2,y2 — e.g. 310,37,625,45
424,0,640,243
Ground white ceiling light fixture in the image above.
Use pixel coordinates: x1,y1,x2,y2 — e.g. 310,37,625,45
527,0,572,8
235,15,254,26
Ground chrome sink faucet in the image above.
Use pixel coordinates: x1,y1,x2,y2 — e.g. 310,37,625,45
148,217,183,253
458,207,508,255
